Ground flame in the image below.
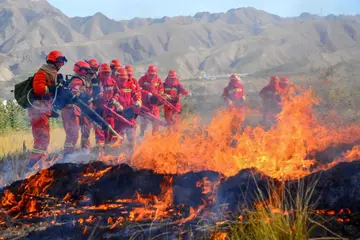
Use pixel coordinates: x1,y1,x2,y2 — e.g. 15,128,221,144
211,232,228,240
78,166,112,184
5,170,54,215
127,176,174,222
132,88,360,180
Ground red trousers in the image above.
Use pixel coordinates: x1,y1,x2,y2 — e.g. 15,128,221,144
140,105,160,135
164,105,181,130
80,115,92,150
94,115,116,146
62,107,80,153
28,102,51,161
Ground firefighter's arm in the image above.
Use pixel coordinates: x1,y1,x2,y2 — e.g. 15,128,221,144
111,96,123,112
259,87,267,100
222,87,230,99
131,85,142,107
157,78,164,95
241,86,246,100
69,78,83,96
179,84,190,96
138,77,144,89
133,78,140,91
32,72,48,96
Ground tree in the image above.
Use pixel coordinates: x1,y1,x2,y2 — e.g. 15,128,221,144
0,100,9,133
6,100,29,131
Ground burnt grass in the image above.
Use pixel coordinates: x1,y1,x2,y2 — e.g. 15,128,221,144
0,150,360,239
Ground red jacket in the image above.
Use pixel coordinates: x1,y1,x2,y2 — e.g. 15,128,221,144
163,77,189,106
138,74,164,105
222,80,246,106
129,76,140,92
32,64,58,96
115,78,141,108
65,75,87,116
259,83,282,108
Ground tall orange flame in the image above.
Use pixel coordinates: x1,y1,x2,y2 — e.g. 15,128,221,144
132,89,360,180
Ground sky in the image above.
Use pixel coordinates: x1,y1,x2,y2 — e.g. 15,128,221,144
48,0,360,20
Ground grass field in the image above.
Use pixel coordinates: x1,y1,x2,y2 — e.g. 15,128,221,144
0,128,96,157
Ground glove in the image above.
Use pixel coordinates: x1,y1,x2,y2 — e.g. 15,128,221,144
57,74,65,86
164,94,172,100
134,100,142,108
50,110,59,119
112,100,123,112
91,77,99,85
147,92,153,100
226,99,234,106
48,84,57,94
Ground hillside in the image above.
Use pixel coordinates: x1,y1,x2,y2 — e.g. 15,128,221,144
0,0,360,83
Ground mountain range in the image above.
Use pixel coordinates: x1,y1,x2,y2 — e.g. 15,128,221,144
0,0,360,82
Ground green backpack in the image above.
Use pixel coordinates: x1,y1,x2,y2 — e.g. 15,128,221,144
14,76,34,109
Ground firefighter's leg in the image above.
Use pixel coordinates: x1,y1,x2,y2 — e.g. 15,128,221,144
80,116,92,151
164,106,173,125
152,107,161,135
28,109,50,168
139,117,149,137
62,108,80,154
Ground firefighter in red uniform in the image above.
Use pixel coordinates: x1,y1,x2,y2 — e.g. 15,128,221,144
94,63,122,146
113,67,142,153
27,50,67,168
79,58,99,151
125,65,140,92
138,65,164,136
259,75,282,126
110,59,121,79
61,61,93,154
279,77,289,94
222,74,246,134
163,70,190,128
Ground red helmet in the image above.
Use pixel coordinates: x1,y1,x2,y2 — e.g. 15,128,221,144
73,61,91,76
147,65,157,74
168,70,177,78
46,50,67,64
110,59,121,69
125,65,134,74
115,67,128,78
74,61,91,76
87,58,99,69
280,77,289,84
270,75,279,85
99,63,111,73
230,73,240,81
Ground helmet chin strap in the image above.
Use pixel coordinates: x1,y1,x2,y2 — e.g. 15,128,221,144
52,62,59,71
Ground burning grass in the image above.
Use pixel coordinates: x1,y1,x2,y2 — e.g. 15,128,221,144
133,88,360,180
1,85,360,239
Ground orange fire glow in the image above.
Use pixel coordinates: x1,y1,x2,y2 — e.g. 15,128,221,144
132,89,360,180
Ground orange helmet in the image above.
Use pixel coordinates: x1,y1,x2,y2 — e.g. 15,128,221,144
73,61,91,76
147,65,157,74
98,63,111,73
87,58,99,69
110,59,121,69
168,70,177,78
46,50,67,64
125,65,134,74
115,67,128,78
